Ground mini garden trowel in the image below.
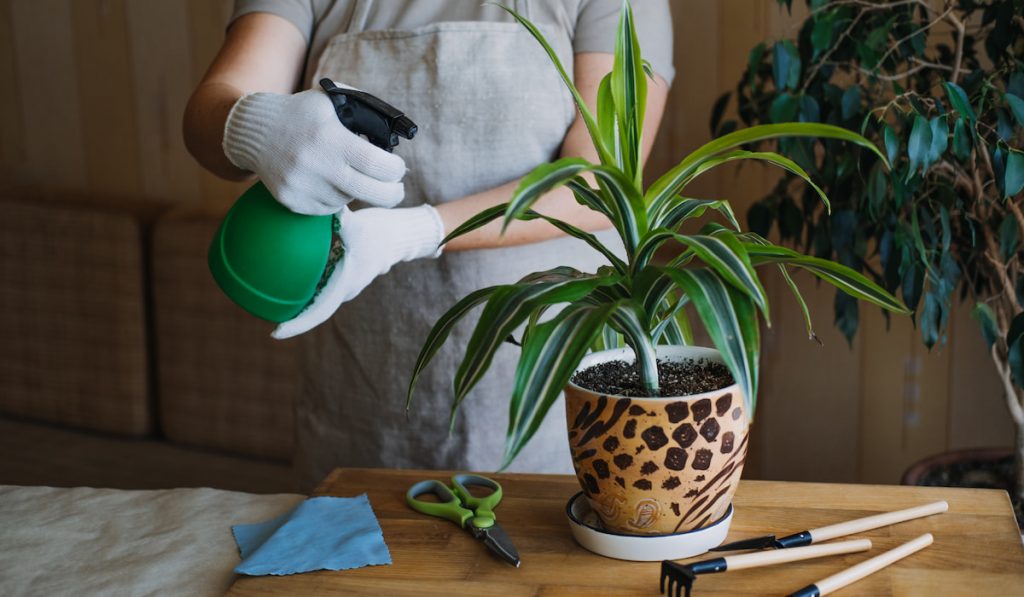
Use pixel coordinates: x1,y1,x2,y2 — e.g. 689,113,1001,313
208,79,417,323
710,500,947,552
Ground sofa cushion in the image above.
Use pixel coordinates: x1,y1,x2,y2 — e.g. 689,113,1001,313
0,198,151,434
152,204,297,461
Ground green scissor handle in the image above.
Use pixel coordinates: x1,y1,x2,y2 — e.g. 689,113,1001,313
406,480,474,528
450,474,502,530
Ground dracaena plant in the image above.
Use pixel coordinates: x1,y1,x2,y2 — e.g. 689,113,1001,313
407,1,910,469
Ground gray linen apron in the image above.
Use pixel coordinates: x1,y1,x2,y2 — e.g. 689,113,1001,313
298,0,620,488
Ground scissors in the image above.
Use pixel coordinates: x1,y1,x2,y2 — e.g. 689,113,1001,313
405,474,521,567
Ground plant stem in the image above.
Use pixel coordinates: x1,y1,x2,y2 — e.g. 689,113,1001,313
635,344,660,396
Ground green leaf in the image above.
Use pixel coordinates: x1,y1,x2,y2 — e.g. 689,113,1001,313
884,124,900,164
407,286,497,410
747,42,766,92
655,197,740,232
663,269,760,416
520,210,627,273
596,73,619,165
943,82,976,122
610,0,646,187
1005,93,1024,127
744,244,910,314
971,303,1000,351
770,93,800,123
501,301,615,469
811,13,834,58
669,233,769,320
779,265,817,342
866,162,887,214
927,117,948,164
710,92,731,137
773,41,793,91
451,270,618,426
1007,151,1024,198
567,178,614,221
952,118,971,161
1007,311,1024,349
841,86,861,121
999,212,1019,261
907,115,932,175
607,303,659,393
503,157,594,229
646,123,886,211
650,148,833,217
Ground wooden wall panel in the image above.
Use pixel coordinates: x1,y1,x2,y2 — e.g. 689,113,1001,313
70,0,142,199
125,0,201,202
9,0,87,191
948,303,1015,449
0,1,24,179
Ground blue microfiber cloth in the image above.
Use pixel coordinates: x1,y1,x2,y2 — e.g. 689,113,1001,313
231,494,391,576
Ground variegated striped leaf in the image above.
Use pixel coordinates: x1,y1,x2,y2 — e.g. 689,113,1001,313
611,0,645,187
441,203,507,246
520,211,627,273
646,123,888,210
607,302,659,394
653,197,740,232
655,149,831,217
450,271,621,427
567,177,614,220
663,268,760,416
502,301,617,468
668,233,769,320
407,285,498,410
744,244,910,314
503,157,594,229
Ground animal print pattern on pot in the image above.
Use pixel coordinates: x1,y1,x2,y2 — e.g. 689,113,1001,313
565,376,748,535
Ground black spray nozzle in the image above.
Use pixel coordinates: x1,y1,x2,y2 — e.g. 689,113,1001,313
319,78,417,153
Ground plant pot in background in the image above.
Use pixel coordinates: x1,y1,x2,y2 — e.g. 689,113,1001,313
902,447,1022,527
565,346,748,536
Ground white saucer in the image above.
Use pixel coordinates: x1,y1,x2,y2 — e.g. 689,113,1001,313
566,492,733,561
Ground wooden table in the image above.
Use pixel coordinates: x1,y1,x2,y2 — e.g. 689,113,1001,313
228,468,1024,596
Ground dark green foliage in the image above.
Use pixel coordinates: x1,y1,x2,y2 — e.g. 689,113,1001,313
752,0,1024,351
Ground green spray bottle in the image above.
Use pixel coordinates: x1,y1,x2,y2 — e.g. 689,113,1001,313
208,79,417,323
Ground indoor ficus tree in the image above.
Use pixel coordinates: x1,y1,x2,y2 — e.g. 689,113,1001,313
407,1,908,470
721,0,1024,502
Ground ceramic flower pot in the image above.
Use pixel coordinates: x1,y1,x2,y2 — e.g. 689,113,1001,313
564,346,749,536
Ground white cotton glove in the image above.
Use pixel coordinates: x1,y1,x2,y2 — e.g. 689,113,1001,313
272,204,445,339
222,84,406,215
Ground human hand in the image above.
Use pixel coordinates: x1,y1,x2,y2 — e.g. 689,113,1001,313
271,204,445,338
222,83,406,215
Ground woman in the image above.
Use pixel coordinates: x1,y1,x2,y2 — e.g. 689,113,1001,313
184,0,673,489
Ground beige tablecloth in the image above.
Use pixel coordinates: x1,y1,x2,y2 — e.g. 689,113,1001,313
0,485,304,596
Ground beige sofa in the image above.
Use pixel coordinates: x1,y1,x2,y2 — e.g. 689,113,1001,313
0,197,298,490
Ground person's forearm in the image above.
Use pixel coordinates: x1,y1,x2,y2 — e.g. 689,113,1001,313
183,81,251,181
183,13,307,182
436,179,612,251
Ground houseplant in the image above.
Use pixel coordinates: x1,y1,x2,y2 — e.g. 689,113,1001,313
408,1,909,535
723,0,1024,519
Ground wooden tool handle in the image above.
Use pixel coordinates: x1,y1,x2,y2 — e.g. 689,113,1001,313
811,533,933,595
724,538,872,571
809,501,947,543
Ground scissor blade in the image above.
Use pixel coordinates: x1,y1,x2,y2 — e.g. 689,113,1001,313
710,534,778,552
478,522,521,567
